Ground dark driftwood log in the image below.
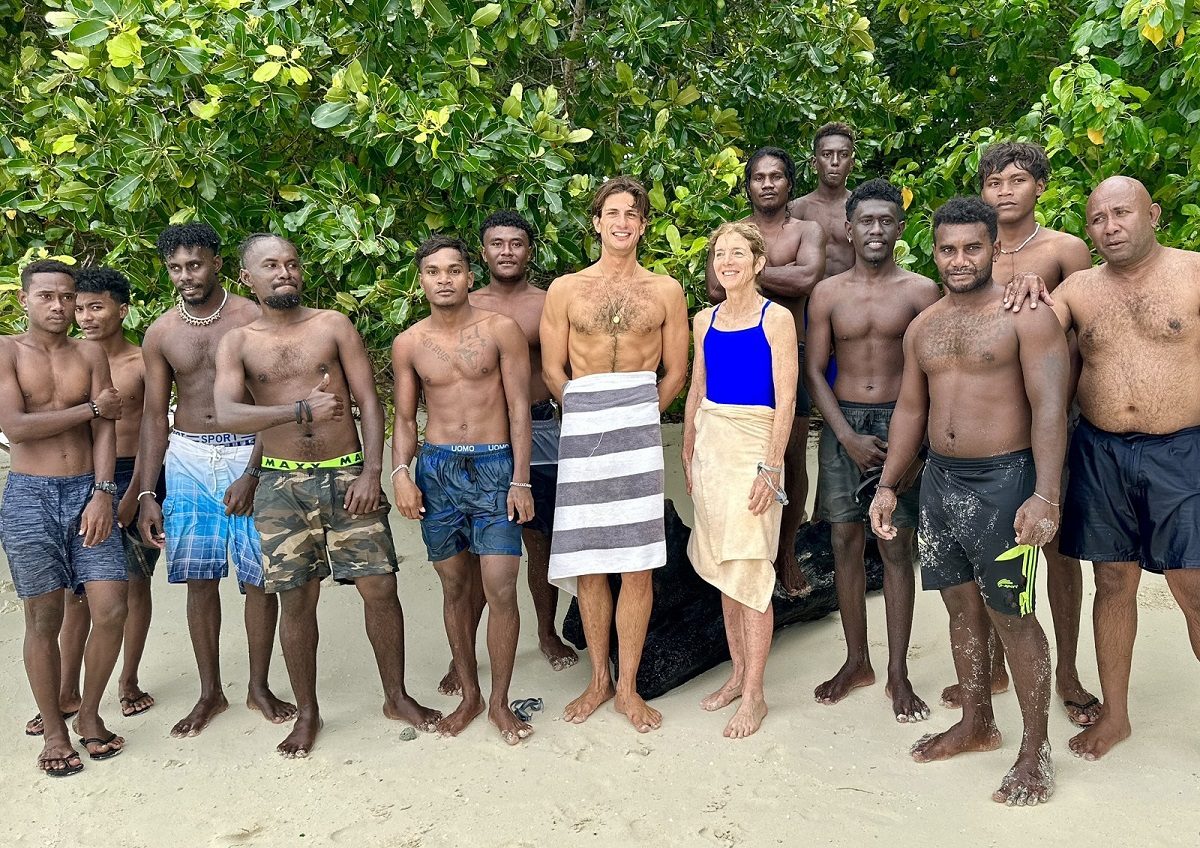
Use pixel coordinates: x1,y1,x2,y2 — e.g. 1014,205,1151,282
561,499,885,700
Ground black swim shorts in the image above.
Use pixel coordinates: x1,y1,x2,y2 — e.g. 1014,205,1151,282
796,342,812,414
1060,419,1200,573
918,448,1038,617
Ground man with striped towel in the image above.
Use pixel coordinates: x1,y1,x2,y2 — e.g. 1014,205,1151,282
540,176,690,732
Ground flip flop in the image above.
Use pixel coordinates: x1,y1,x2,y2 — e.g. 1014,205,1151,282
119,693,155,717
510,698,544,723
39,752,84,778
79,733,123,761
1064,696,1102,728
25,710,79,737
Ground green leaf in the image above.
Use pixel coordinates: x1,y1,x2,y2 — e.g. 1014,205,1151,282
616,62,634,88
423,0,455,29
674,85,700,107
188,99,221,120
343,58,367,92
564,128,592,143
107,31,142,67
311,101,351,129
68,20,110,48
105,173,143,207
648,181,667,212
501,95,522,119
470,3,502,28
45,11,78,29
265,44,288,58
51,134,78,154
253,61,283,83
267,0,300,9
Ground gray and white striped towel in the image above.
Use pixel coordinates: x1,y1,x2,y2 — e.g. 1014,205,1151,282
548,370,666,596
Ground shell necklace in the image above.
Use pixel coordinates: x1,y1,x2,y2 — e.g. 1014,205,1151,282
177,289,229,327
998,224,1040,255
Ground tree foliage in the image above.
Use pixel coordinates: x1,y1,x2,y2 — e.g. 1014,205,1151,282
2,0,1199,348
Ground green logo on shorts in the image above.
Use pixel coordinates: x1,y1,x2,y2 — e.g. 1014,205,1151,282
996,578,1018,589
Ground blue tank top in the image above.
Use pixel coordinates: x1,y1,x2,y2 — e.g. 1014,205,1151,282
703,300,775,407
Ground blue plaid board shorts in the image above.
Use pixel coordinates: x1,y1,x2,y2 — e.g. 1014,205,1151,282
163,431,263,589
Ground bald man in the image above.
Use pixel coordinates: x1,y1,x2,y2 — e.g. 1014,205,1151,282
1050,176,1200,761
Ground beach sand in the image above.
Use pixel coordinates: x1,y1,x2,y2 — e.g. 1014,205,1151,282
2,427,1198,847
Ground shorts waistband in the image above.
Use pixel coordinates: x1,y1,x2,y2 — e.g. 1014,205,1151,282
927,447,1033,472
839,400,897,410
171,429,256,447
421,443,512,457
1079,417,1200,442
115,456,137,473
261,451,364,470
5,470,95,486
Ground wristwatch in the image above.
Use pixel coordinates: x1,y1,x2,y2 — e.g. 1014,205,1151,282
245,467,262,479
92,480,118,496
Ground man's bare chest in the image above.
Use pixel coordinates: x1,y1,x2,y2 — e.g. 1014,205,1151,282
832,293,918,342
18,348,89,410
917,311,1012,373
415,327,501,386
243,336,336,389
164,323,238,378
1077,286,1200,354
569,283,662,336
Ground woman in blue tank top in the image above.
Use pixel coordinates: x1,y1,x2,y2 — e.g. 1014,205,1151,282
682,221,798,739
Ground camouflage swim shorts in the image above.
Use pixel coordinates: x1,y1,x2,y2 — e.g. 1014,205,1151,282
254,464,398,594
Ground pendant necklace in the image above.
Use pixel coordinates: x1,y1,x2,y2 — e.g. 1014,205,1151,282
999,224,1040,255
177,289,229,327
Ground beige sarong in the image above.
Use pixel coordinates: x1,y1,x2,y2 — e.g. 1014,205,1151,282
687,399,782,613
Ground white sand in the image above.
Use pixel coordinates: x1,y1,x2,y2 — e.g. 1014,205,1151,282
2,428,1198,847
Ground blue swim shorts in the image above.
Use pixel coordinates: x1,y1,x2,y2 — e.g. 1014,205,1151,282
0,471,127,599
163,431,263,588
415,443,523,562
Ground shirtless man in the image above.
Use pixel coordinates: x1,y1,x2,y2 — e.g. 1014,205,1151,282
1050,177,1200,761
870,197,1068,805
437,211,577,696
214,234,440,757
136,223,295,737
707,148,825,596
789,122,857,279
542,176,690,731
0,260,128,776
392,235,536,745
947,142,1101,729
805,179,940,721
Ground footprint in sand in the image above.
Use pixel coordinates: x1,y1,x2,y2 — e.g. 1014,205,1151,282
210,825,265,846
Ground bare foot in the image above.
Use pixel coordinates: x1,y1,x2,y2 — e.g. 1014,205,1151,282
563,680,614,724
778,556,812,598
885,677,931,723
1068,715,1131,761
37,739,84,778
119,688,155,717
436,696,485,737
438,661,462,697
814,661,875,705
723,696,767,739
171,693,229,737
383,695,442,732
489,703,533,745
1057,677,1102,728
277,711,322,758
993,742,1055,806
540,636,579,672
614,691,662,733
940,672,1008,708
700,675,743,711
911,718,1002,763
247,687,297,724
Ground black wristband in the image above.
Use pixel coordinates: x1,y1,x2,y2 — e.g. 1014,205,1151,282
89,400,100,419
295,400,303,425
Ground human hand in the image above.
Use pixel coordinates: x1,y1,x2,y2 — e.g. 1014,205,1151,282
1002,271,1054,313
306,374,344,422
93,387,122,420
747,470,779,516
137,497,166,549
869,488,899,540
344,472,381,516
508,486,534,524
80,494,114,547
842,432,887,473
1013,494,1059,547
682,448,694,495
895,457,924,496
392,474,424,520
223,473,259,516
117,486,138,529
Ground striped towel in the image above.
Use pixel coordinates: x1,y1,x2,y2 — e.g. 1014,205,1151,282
549,371,666,596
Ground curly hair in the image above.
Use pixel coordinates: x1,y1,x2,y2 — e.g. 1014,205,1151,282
75,267,131,304
846,178,905,222
20,259,75,289
814,121,856,151
932,196,998,244
156,222,222,261
480,210,535,246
